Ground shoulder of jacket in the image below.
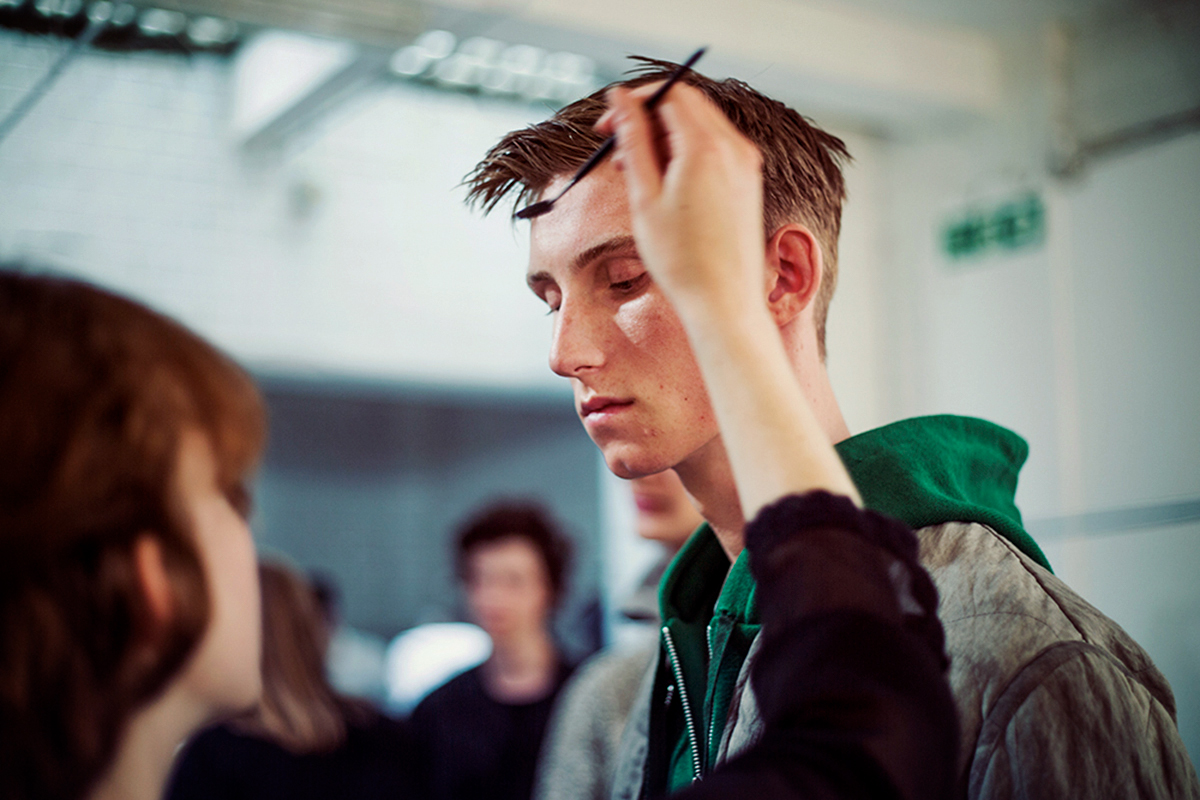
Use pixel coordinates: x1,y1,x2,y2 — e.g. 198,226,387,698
968,640,1198,799
916,521,1174,754
918,520,1107,645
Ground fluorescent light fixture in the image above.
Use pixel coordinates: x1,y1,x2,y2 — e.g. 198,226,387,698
187,15,237,46
138,7,186,36
86,1,112,23
414,28,455,60
108,1,135,25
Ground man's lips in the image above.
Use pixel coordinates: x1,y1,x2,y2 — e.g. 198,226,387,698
633,494,668,513
580,397,634,417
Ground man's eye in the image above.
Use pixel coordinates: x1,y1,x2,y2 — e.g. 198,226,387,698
611,273,646,293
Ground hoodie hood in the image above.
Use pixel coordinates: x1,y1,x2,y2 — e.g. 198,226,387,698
836,414,1049,571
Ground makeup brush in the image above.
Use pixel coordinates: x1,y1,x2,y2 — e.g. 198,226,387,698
514,47,707,221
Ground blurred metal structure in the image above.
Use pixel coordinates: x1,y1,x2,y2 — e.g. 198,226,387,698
146,0,424,46
1049,1,1200,176
0,4,109,144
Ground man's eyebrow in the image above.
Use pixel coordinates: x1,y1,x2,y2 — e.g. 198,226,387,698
527,235,640,292
569,235,639,274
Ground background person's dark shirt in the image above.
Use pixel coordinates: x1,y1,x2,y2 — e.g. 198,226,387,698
165,706,417,800
410,661,574,800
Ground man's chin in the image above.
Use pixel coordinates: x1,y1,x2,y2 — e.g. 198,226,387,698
603,450,669,481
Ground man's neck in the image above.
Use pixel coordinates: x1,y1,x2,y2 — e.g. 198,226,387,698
483,626,557,703
675,361,849,563
674,438,743,561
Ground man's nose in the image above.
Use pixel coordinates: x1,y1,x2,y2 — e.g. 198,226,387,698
548,301,606,378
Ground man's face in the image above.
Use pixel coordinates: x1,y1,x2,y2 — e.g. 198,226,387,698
631,470,703,548
527,162,719,479
464,536,553,640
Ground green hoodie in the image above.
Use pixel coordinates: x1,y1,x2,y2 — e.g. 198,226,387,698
655,415,1051,794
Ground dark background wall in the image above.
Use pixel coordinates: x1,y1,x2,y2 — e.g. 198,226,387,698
249,377,604,660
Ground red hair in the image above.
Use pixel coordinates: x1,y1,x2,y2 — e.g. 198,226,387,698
0,269,265,800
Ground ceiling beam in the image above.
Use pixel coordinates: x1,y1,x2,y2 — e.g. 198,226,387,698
429,0,1004,132
147,0,425,46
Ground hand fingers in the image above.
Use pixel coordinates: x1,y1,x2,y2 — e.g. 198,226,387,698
607,86,664,211
601,81,755,178
595,81,664,136
624,81,665,104
654,83,748,161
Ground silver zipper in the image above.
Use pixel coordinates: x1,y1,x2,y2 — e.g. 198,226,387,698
662,626,703,782
706,622,717,770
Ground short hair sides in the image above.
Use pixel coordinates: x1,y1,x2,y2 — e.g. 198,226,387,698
454,502,572,608
0,268,266,800
464,57,851,359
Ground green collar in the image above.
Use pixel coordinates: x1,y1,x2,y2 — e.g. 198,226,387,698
660,413,1050,629
835,414,1050,571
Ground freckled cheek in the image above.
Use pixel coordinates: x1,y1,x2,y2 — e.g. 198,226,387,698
613,295,692,356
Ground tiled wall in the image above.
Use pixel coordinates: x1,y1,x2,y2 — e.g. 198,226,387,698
0,30,555,389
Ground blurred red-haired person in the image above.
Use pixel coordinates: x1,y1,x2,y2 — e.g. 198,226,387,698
0,269,265,800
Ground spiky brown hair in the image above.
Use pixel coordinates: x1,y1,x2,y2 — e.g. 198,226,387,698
464,57,851,358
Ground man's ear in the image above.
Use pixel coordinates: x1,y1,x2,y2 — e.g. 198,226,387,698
133,534,176,634
765,224,822,327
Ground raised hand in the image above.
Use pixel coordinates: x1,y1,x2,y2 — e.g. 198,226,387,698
598,78,861,520
597,82,766,327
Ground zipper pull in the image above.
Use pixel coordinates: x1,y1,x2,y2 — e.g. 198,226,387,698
664,684,675,709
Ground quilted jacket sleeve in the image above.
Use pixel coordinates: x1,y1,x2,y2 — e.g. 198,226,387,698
969,640,1200,800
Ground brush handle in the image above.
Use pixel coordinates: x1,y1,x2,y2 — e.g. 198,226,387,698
516,47,708,218
559,47,707,195
558,137,616,196
643,47,707,111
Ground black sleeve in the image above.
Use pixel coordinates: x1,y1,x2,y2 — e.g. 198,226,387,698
670,491,959,800
163,726,245,800
407,694,437,800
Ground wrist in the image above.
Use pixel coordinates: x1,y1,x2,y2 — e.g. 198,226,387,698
668,283,772,342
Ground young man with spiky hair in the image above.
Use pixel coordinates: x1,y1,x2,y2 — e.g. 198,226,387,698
465,61,1199,799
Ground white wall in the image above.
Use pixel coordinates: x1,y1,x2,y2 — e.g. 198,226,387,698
876,25,1200,759
0,31,557,391
826,130,890,434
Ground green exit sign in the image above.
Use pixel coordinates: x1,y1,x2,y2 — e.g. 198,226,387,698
942,193,1045,261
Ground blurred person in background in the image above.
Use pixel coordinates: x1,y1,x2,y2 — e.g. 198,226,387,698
535,470,701,800
0,269,265,800
623,470,706,621
410,502,574,800
166,560,415,800
466,61,1200,799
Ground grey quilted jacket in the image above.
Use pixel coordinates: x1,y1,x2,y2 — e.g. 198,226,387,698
610,520,1200,799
